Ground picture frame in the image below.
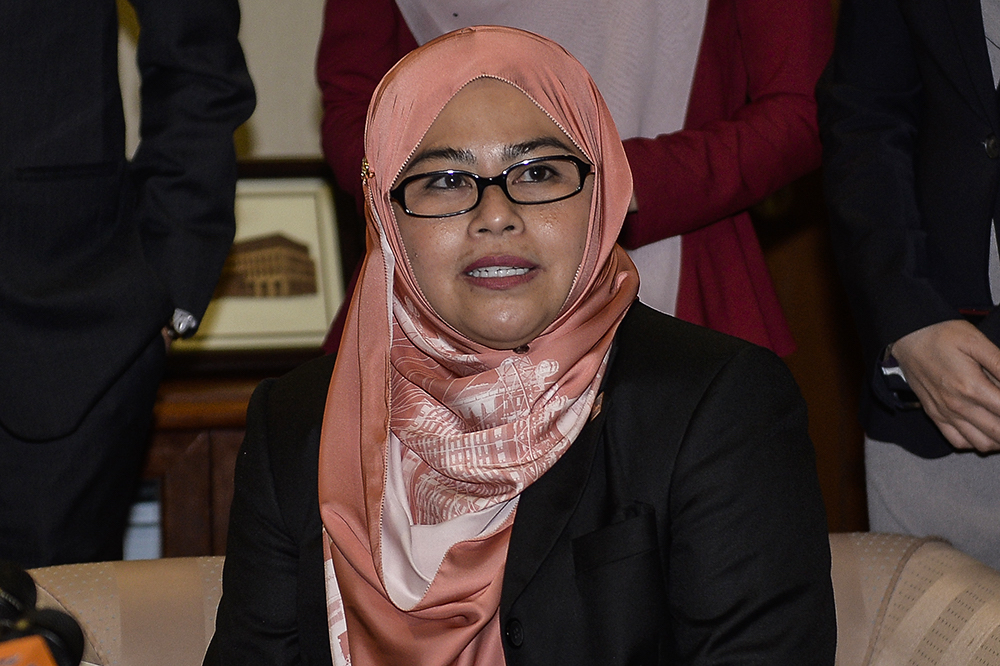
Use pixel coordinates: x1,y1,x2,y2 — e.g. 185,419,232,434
171,177,344,353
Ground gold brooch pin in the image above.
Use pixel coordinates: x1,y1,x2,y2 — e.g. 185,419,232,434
590,392,604,420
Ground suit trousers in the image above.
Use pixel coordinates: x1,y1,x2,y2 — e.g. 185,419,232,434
866,436,1000,571
0,334,166,568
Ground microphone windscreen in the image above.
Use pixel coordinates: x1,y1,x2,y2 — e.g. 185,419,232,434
29,608,85,666
0,634,60,666
0,561,36,621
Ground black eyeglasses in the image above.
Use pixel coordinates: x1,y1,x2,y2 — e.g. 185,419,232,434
389,155,593,218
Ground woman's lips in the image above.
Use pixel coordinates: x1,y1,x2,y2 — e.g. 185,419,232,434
463,256,537,289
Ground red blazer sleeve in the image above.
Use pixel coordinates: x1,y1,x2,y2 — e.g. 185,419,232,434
317,0,418,213
620,0,834,249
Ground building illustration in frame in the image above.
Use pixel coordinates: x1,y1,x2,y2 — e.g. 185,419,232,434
215,233,318,298
172,178,343,351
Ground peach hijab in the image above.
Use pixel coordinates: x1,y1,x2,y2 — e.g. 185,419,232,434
318,26,638,665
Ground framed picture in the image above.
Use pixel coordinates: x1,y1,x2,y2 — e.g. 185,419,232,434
172,177,344,352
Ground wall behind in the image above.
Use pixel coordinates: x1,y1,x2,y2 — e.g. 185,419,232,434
117,0,326,159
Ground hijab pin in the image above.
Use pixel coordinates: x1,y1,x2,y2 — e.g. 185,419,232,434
590,392,604,421
513,344,530,354
361,158,373,181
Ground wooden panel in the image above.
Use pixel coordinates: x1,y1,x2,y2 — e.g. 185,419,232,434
755,171,868,532
210,429,246,555
147,376,260,557
145,430,213,556
153,378,258,430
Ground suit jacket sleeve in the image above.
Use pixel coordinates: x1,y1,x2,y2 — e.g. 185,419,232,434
317,0,417,212
204,379,306,665
620,0,833,249
818,0,958,363
128,0,255,321
666,344,835,661
206,357,335,665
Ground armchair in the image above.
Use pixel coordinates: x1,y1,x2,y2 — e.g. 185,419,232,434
26,533,1000,665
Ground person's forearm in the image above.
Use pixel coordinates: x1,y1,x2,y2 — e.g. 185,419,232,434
892,320,1000,452
129,0,255,319
318,0,417,213
621,0,833,248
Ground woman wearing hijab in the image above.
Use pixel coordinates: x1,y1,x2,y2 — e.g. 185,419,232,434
206,27,835,665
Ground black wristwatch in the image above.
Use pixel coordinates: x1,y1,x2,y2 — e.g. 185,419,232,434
880,345,920,408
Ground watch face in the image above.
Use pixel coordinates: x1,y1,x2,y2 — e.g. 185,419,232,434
172,309,198,337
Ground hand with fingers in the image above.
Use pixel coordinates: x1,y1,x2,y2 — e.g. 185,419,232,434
892,319,1000,453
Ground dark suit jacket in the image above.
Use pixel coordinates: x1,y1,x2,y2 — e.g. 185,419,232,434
0,0,255,441
206,304,836,665
819,0,1000,457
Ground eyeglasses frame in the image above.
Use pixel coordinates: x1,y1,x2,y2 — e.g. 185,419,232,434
389,154,593,219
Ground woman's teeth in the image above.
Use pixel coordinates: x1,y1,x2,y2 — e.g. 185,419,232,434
467,266,531,278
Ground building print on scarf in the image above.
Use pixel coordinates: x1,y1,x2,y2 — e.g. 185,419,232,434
389,282,614,525
392,324,605,524
323,542,352,666
409,356,561,430
396,374,601,524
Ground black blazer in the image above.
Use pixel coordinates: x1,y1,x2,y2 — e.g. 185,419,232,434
819,0,1000,456
206,304,836,665
0,0,254,440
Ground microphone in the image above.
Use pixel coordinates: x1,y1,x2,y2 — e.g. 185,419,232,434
1,608,85,666
0,560,84,666
0,560,37,621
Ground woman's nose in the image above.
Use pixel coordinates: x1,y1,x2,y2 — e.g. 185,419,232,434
469,184,523,235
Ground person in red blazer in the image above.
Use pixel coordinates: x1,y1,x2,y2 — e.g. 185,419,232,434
315,0,834,355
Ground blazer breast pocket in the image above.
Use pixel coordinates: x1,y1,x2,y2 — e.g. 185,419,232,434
573,502,659,573
572,503,668,665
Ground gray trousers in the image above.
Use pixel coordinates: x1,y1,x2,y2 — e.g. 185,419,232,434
866,436,1000,571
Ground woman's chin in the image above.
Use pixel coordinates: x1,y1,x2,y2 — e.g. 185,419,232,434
462,321,546,351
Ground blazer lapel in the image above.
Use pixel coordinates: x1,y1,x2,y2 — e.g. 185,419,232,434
499,403,606,616
944,0,1000,127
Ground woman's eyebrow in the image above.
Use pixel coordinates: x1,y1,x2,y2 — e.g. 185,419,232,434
502,137,576,161
406,136,576,172
406,147,476,171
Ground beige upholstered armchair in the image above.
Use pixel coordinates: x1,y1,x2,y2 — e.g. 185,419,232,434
26,533,1000,666
29,556,223,666
830,532,1000,664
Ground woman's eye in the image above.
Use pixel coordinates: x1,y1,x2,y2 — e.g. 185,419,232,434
518,165,557,183
424,172,471,191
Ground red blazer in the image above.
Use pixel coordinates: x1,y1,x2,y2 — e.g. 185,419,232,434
316,0,833,355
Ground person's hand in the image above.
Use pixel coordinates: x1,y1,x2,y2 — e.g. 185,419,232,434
892,319,1000,452
161,326,174,352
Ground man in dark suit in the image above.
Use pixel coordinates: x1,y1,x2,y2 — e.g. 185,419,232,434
819,0,1000,568
0,1,255,567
